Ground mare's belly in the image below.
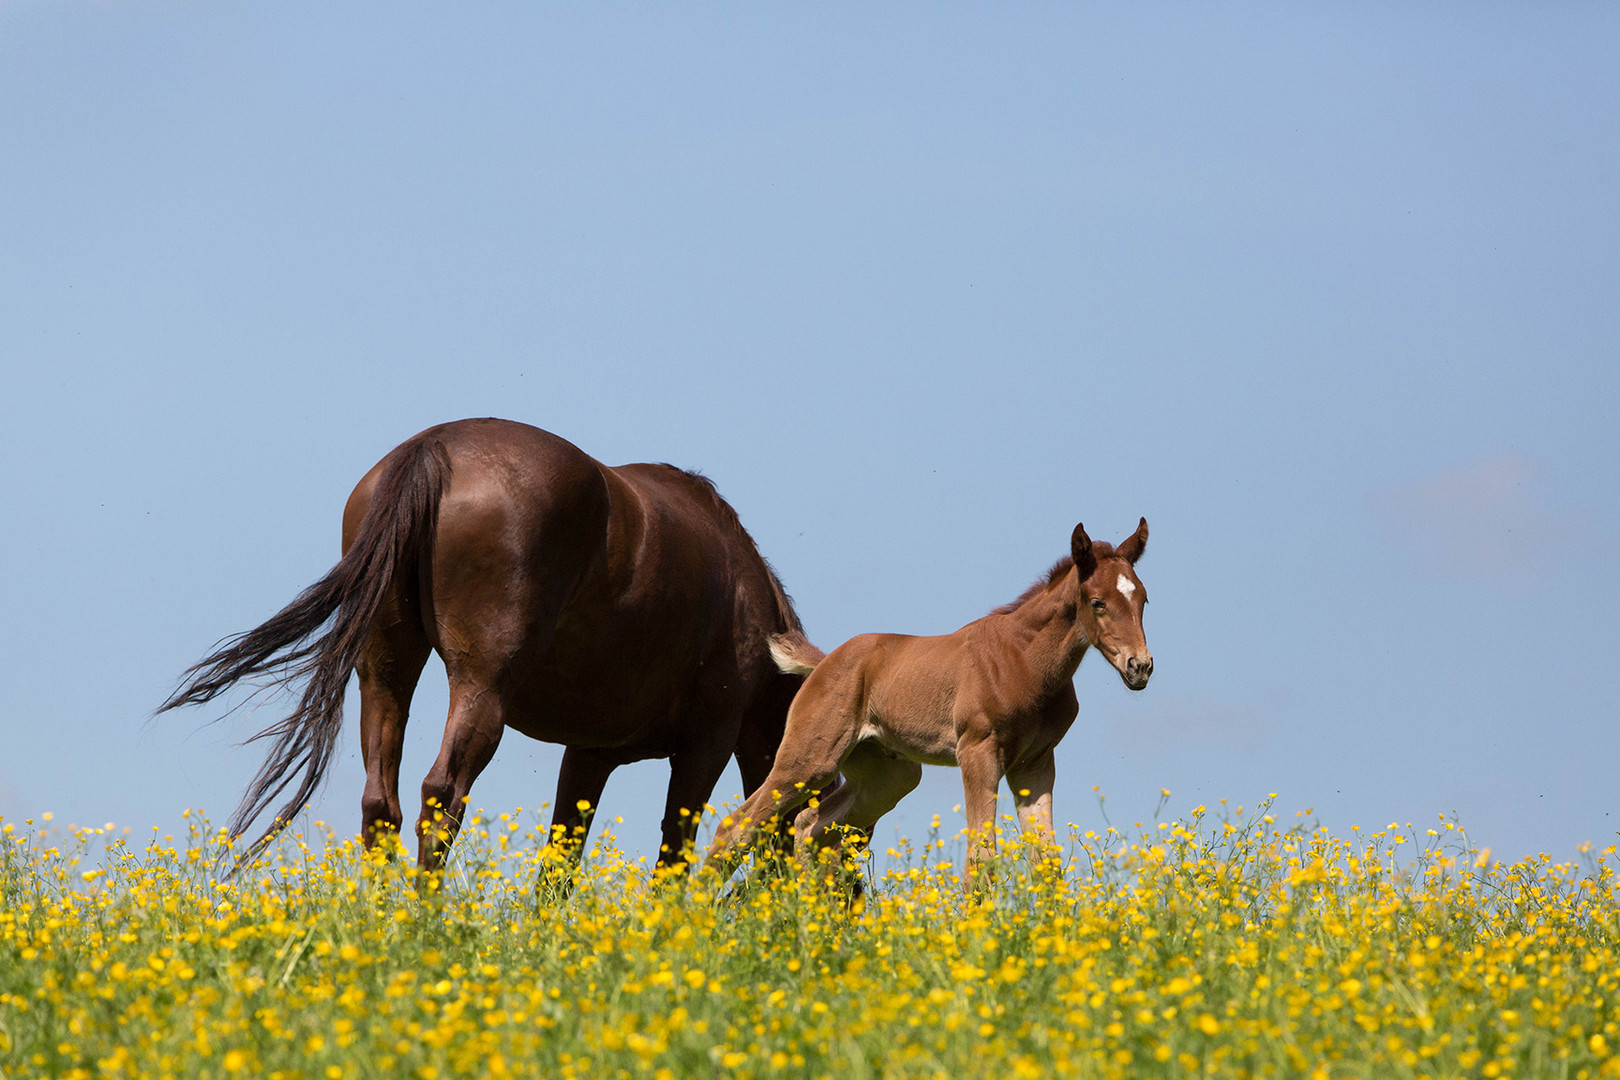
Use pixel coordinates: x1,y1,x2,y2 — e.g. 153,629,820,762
500,667,684,750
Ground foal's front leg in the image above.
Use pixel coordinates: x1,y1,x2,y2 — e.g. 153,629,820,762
1007,748,1060,868
956,731,1003,891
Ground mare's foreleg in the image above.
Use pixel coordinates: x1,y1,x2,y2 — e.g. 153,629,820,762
537,747,622,895
734,674,800,858
657,735,738,871
549,747,620,857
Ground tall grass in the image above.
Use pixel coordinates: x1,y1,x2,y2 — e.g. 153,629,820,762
2,799,1617,1079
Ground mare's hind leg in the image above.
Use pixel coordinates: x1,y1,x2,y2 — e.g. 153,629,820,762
416,678,506,873
794,740,922,851
356,609,431,853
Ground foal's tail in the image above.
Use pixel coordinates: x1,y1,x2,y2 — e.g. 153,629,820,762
768,631,825,676
159,437,451,863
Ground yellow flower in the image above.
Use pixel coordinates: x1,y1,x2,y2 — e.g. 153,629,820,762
4,799,1616,1080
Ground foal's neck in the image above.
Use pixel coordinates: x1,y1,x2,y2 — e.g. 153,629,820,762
993,570,1089,694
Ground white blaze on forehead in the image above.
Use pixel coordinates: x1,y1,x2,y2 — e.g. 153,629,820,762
1115,573,1137,599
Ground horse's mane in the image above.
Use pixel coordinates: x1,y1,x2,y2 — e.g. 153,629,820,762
992,541,1118,616
658,465,806,634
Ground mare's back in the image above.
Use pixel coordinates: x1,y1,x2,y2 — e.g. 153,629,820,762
609,462,782,642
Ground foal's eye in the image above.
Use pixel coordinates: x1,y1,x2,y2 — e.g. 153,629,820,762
1089,598,1108,614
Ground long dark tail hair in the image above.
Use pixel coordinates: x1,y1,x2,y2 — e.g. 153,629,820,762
159,437,451,862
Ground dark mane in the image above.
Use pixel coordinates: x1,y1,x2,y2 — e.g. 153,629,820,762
991,541,1118,616
662,465,805,634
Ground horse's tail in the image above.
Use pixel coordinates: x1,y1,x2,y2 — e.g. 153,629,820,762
159,437,451,862
767,630,824,676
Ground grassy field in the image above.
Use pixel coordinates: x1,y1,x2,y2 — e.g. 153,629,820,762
2,798,1617,1079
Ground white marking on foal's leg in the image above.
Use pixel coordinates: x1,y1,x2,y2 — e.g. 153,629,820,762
1115,573,1136,599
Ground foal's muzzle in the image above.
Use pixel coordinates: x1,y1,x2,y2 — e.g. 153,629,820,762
1124,655,1153,691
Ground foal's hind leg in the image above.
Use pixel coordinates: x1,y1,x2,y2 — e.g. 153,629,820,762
794,740,922,851
733,674,799,857
356,610,430,853
705,676,862,877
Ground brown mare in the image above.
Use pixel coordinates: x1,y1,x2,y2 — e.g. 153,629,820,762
161,418,812,872
707,519,1152,883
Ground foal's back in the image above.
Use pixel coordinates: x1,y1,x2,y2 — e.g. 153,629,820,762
794,620,1008,767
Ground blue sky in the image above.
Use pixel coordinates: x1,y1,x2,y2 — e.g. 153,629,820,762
2,4,1616,866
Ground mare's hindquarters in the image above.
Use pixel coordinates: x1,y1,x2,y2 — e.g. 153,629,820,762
159,436,452,863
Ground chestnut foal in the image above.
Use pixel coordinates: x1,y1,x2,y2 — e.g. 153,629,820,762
706,519,1152,884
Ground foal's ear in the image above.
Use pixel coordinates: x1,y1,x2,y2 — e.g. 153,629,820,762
1071,522,1098,580
1117,517,1149,564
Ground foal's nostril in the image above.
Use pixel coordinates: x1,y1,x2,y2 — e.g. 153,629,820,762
1127,656,1153,680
